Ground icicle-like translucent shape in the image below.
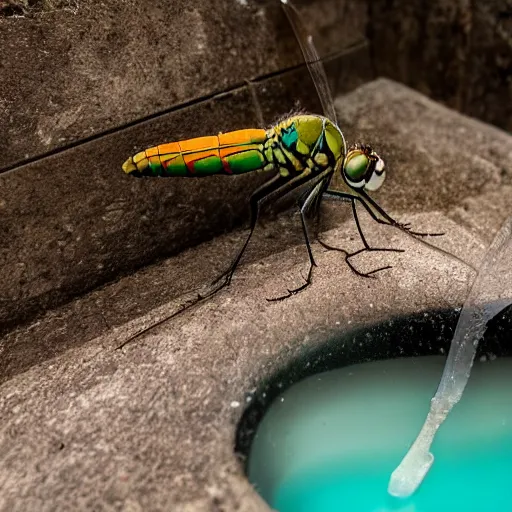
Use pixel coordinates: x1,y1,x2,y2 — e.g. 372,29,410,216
388,216,512,498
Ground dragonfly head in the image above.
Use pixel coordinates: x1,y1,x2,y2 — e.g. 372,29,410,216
342,144,386,192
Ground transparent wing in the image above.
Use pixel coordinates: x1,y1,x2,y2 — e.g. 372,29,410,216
280,0,338,123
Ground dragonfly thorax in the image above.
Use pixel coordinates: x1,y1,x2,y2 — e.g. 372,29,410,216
268,114,345,178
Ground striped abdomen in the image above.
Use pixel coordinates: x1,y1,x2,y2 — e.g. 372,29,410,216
122,129,273,177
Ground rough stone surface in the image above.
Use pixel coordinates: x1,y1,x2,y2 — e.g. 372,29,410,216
370,0,512,132
0,44,373,336
0,0,367,169
1,80,512,510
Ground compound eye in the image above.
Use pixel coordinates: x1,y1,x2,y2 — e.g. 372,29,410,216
344,151,369,183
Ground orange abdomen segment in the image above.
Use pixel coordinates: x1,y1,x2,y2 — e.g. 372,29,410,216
122,128,270,177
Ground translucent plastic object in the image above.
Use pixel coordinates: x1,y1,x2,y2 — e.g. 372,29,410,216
388,215,512,498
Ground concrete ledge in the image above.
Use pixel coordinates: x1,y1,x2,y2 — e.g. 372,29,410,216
0,79,512,510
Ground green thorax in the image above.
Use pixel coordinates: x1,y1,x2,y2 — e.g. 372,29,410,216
266,114,345,177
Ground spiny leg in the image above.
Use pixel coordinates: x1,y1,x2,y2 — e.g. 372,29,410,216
268,174,331,302
318,194,404,278
355,188,444,237
118,171,329,349
308,173,332,221
352,189,479,271
211,168,325,294
323,188,444,238
319,188,474,279
210,172,288,291
116,289,207,350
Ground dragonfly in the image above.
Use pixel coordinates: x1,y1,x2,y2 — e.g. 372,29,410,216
118,0,440,348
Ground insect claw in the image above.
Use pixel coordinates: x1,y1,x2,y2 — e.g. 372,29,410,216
349,267,376,279
317,239,349,256
366,264,393,276
266,275,312,302
395,221,444,238
344,250,396,279
409,230,445,237
266,291,290,302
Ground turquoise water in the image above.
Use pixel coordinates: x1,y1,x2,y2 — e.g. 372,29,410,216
248,357,512,512
274,439,512,511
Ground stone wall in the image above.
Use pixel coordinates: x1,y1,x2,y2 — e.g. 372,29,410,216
370,0,512,132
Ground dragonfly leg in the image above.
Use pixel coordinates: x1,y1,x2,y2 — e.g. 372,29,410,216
324,189,444,237
268,176,328,302
309,173,332,221
319,191,404,278
212,169,323,292
324,188,476,274
210,172,288,290
355,189,444,237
